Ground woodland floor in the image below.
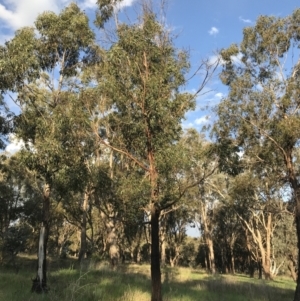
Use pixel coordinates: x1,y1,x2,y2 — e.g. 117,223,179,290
0,255,296,301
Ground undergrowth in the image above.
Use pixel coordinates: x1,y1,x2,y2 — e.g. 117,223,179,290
0,257,295,301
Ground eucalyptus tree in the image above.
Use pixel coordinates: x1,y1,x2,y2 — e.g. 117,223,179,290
212,199,241,274
0,3,95,292
177,129,219,273
229,171,287,279
92,7,216,299
213,9,300,299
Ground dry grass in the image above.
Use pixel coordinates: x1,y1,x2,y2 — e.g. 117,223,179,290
0,256,296,301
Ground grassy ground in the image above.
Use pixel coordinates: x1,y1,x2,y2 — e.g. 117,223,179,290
0,255,296,301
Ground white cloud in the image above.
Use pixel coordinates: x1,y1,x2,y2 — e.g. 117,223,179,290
208,27,219,36
208,54,224,66
5,134,24,154
116,0,136,9
239,16,252,24
215,92,224,99
195,115,211,125
0,0,137,34
81,0,97,9
231,52,243,66
182,122,194,129
80,0,136,10
0,0,61,30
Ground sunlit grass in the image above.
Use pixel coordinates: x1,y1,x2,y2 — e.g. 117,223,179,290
0,257,296,301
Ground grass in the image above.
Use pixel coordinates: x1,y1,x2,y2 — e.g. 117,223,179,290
0,255,296,301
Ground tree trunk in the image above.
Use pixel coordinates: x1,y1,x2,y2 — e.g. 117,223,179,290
242,214,273,280
200,200,215,274
204,247,208,270
151,205,162,301
170,245,180,268
31,183,50,293
207,236,216,274
161,239,166,266
264,213,272,280
258,260,263,279
106,218,119,268
288,255,297,282
249,260,255,278
286,153,300,301
229,244,235,274
137,247,141,264
293,194,300,301
160,217,166,266
78,191,89,262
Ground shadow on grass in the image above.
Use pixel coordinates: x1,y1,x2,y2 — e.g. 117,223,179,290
161,272,295,301
0,257,296,301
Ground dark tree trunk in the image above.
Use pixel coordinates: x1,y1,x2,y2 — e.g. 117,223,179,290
249,260,255,278
286,154,300,301
293,197,300,301
258,260,263,280
31,184,50,293
151,205,162,301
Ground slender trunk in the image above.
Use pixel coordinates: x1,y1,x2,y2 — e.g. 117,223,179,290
289,255,297,282
265,213,272,280
284,153,300,301
169,245,180,267
221,247,227,274
246,230,255,277
258,259,263,279
137,247,141,264
151,205,162,301
105,213,119,268
229,235,236,274
293,189,300,300
257,236,271,280
244,215,272,280
200,201,215,274
249,260,255,278
161,239,166,266
230,248,235,275
207,236,215,274
31,183,50,293
78,192,89,262
146,127,162,301
204,246,208,270
160,217,166,266
255,220,272,280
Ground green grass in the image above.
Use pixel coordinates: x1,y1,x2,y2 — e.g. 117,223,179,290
0,256,296,301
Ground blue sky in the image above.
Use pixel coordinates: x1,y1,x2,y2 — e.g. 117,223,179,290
0,0,299,134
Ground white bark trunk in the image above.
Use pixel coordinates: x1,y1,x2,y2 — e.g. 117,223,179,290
38,226,45,285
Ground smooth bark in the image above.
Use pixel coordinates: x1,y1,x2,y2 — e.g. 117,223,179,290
31,183,50,293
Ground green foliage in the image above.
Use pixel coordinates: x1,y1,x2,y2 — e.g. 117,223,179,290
98,13,193,160
214,9,300,165
95,0,124,28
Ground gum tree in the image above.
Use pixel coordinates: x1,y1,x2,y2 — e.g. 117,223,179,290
93,6,216,299
213,9,300,300
0,3,95,292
